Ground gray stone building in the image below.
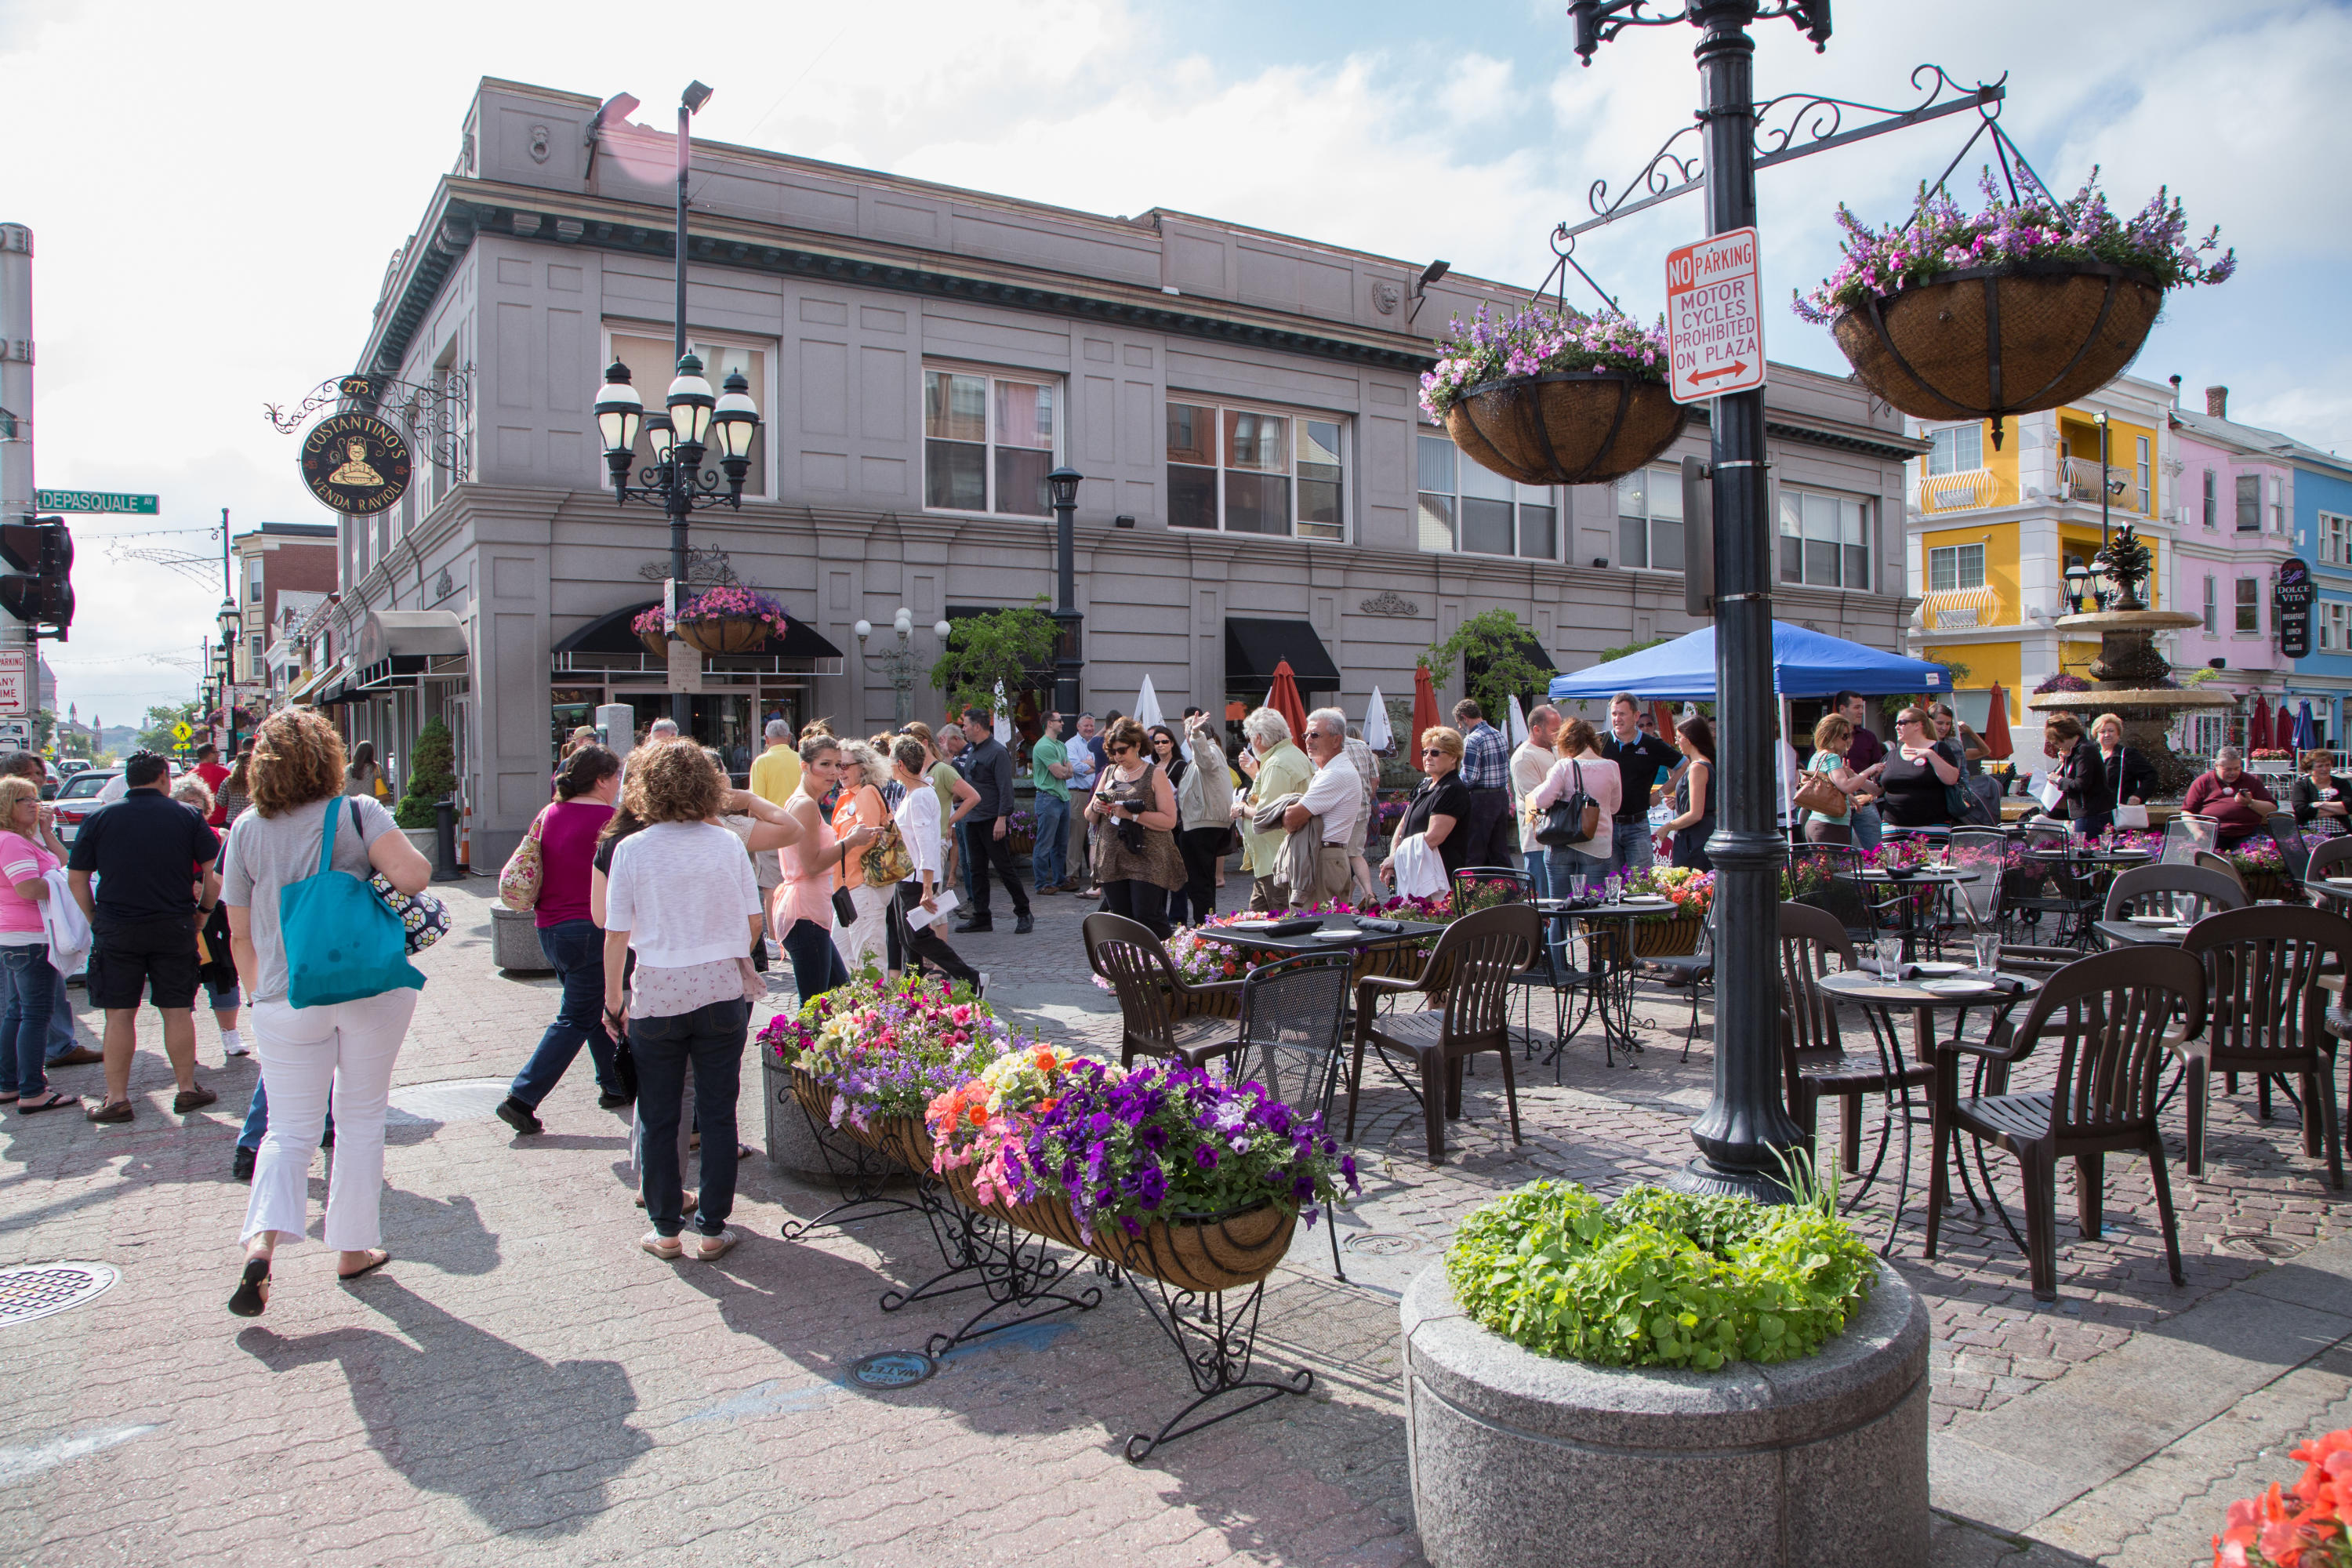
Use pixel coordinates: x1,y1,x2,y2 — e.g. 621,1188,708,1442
325,78,1922,862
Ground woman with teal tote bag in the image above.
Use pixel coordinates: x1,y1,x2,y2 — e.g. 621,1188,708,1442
221,710,434,1317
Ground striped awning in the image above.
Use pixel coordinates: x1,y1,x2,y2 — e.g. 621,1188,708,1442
1921,586,1999,630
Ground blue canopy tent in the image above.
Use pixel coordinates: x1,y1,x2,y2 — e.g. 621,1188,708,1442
1548,621,1952,703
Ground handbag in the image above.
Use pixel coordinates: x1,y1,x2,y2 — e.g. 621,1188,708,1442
830,842,858,926
860,819,914,887
280,800,425,1007
497,807,548,911
2112,752,2149,829
370,873,450,954
1534,762,1600,847
1793,764,1848,819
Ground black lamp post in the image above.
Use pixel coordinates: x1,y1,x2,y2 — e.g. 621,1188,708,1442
216,596,239,757
1570,0,1824,1202
591,80,762,732
1048,465,1083,718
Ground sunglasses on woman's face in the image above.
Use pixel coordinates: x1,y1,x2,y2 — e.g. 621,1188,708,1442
1421,746,1445,757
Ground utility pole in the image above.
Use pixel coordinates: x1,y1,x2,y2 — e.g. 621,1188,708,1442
1,226,33,726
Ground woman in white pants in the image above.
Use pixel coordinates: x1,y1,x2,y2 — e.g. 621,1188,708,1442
829,740,895,975
222,708,432,1316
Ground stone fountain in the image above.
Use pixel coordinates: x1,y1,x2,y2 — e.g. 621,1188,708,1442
2027,528,2234,797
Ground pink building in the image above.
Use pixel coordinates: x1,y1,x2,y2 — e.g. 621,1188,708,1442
2165,382,2299,753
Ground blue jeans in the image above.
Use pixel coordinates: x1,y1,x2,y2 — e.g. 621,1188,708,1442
45,991,74,1062
630,998,751,1237
1852,800,1884,851
507,919,619,1108
238,1076,333,1152
781,916,849,1005
0,944,57,1099
1031,792,1069,894
1599,819,1655,886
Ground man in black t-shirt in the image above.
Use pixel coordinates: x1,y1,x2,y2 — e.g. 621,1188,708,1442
1599,693,1682,884
67,751,221,1123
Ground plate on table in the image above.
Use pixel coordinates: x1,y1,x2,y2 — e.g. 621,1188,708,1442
2161,925,2194,938
2126,913,2177,925
1921,978,1994,996
1307,929,1363,944
1911,960,1966,976
1229,917,1319,937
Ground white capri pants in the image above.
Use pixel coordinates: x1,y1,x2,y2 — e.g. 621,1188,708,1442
834,881,892,975
239,989,419,1252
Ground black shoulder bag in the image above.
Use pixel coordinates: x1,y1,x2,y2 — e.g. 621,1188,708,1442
1535,761,1600,848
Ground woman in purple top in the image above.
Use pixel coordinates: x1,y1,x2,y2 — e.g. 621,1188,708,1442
499,745,626,1131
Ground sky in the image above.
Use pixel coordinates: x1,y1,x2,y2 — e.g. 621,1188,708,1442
4,0,2347,724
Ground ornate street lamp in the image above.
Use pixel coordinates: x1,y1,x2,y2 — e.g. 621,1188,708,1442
855,606,950,724
1048,465,1083,718
216,597,240,755
588,81,761,730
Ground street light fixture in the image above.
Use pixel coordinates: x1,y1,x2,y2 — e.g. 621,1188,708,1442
1048,465,1083,718
588,80,762,731
216,597,240,754
2063,558,2092,613
854,604,940,724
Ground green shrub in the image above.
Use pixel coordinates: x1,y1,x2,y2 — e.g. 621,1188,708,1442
1444,1181,1878,1371
394,717,456,829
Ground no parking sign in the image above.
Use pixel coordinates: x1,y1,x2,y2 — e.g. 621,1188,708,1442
1665,228,1766,404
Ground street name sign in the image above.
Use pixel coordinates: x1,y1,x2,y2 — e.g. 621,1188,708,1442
0,648,25,716
1665,228,1766,405
34,489,157,515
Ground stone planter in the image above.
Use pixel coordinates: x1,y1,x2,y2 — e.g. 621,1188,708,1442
1401,1258,1928,1568
759,1054,875,1181
401,827,438,862
488,906,553,972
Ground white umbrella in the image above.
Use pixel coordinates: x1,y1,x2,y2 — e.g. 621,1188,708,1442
1134,674,1164,731
1362,686,1392,752
992,681,1011,746
1505,694,1529,748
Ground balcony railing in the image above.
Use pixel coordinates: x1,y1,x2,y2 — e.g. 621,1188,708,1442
1916,469,1997,513
2058,456,2148,513
1919,585,2001,629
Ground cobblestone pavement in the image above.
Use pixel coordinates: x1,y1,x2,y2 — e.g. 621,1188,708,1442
1,873,2344,1566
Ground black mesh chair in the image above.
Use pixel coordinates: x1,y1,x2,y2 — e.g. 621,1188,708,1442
1638,905,1714,1063
1788,843,1878,950
2010,823,2102,947
1235,953,1354,1126
2161,814,2219,865
2267,812,2315,883
2178,906,2345,1189
1451,866,1532,916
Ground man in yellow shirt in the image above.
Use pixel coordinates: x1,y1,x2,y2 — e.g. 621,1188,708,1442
747,718,800,806
1232,707,1314,911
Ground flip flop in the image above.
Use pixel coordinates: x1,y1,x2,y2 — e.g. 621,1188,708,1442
0,1093,17,1105
337,1250,390,1283
16,1091,78,1115
228,1257,270,1317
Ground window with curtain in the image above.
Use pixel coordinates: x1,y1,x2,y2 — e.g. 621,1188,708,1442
2236,575,2259,632
2270,475,2286,534
608,331,772,498
1778,486,1871,590
2203,468,2217,529
1165,401,1346,540
2321,513,2350,565
1416,433,1556,559
2203,575,2216,634
2321,601,2349,652
924,366,1058,516
2237,473,2261,532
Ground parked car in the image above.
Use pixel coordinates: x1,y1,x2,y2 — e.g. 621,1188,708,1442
54,757,90,779
52,767,121,846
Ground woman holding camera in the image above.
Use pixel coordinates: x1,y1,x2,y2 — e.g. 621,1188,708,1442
1086,717,1185,938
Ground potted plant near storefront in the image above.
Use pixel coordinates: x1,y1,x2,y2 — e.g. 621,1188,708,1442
1421,304,1684,488
673,585,792,657
1403,1176,1927,1568
1795,169,2234,445
392,717,456,859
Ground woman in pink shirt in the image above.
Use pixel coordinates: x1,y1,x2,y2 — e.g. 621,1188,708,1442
1527,718,1624,898
0,775,74,1113
497,746,626,1134
776,735,877,1002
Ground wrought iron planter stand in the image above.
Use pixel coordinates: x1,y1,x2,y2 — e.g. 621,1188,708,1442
1120,1271,1312,1464
776,1091,926,1242
883,1198,1105,1358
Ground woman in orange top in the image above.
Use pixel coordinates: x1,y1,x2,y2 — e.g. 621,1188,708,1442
775,735,874,1001
829,740,895,975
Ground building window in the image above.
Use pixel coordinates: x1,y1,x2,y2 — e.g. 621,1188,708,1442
2270,474,2286,535
2322,512,2351,565
1167,401,1345,540
1925,424,1983,476
1928,543,1986,593
924,367,1058,516
2136,435,2151,513
2236,575,2259,633
2322,601,2350,653
1415,434,1555,559
2203,575,2217,634
1614,466,1687,571
2237,473,2261,532
1778,486,1871,590
2203,468,2217,529
608,331,771,498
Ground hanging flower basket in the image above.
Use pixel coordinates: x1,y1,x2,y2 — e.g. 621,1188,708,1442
1828,260,2165,427
1443,372,1690,488
1421,306,1684,487
679,617,771,656
629,605,670,659
1796,169,2232,437
673,585,793,657
1092,1201,1298,1293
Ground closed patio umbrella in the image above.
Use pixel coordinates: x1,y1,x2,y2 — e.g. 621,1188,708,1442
2250,694,2271,753
1411,664,1442,756
1980,684,2013,761
1134,674,1164,731
2278,701,2299,751
1265,659,1308,744
1362,685,1392,753
1505,694,1529,748
2296,700,2321,753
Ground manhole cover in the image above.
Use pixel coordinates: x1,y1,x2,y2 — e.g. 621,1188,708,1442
1344,1232,1428,1258
0,1263,118,1327
2219,1233,2301,1260
848,1352,936,1390
385,1079,513,1125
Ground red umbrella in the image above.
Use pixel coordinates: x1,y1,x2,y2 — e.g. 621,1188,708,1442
1980,684,2013,761
2251,694,2272,753
1411,664,1443,764
1265,659,1309,747
2277,700,2297,751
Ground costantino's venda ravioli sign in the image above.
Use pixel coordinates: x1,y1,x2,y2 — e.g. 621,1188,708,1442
1665,227,1766,405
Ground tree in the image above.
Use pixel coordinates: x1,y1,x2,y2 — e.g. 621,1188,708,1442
394,717,456,829
928,599,1061,717
1425,608,1552,726
30,708,54,752
135,699,204,757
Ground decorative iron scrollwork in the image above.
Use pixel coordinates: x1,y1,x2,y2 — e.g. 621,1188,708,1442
263,366,474,477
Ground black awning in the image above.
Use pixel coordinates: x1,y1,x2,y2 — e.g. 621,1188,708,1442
1225,617,1341,691
555,600,841,659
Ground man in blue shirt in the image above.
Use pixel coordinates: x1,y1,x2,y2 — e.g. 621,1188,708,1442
1452,699,1516,869
1835,690,1887,849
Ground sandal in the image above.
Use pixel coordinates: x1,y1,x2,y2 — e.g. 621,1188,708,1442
16,1091,79,1115
228,1257,271,1317
337,1250,390,1282
0,1093,18,1105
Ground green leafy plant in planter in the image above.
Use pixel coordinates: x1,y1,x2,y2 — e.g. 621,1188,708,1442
394,718,456,830
1445,1180,1876,1370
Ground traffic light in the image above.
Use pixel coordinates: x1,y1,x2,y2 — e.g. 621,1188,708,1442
0,517,74,640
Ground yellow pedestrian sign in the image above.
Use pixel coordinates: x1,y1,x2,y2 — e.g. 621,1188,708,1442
172,722,193,743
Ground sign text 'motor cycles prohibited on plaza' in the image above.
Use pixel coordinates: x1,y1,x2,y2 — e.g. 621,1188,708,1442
1664,227,1766,405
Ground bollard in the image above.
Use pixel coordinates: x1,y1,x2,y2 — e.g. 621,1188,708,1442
433,798,463,882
